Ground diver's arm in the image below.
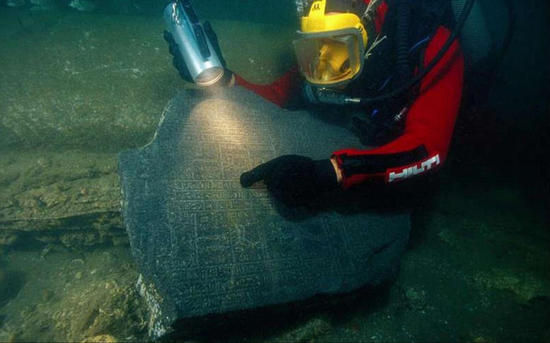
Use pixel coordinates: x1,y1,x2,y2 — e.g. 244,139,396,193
332,27,464,189
233,67,303,108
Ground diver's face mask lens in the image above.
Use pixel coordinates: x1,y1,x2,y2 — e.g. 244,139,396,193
293,29,364,87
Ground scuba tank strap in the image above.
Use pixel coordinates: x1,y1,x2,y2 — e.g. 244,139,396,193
416,0,456,37
394,0,412,84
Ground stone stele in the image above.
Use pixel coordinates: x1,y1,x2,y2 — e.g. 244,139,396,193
119,87,411,339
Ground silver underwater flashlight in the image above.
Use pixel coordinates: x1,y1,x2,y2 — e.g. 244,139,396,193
163,0,224,87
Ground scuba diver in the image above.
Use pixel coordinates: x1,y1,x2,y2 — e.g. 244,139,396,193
164,0,470,206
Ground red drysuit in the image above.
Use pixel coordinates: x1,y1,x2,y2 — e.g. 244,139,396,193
235,0,464,189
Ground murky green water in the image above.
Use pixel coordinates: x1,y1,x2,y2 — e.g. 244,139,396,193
1,1,549,342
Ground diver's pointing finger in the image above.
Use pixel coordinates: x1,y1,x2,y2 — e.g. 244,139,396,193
239,157,283,187
240,163,270,187
240,170,262,188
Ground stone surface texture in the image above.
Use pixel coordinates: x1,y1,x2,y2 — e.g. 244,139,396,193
119,87,411,338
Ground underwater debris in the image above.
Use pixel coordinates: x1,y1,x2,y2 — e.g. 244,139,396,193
0,152,124,250
29,0,57,11
80,334,117,343
269,317,331,343
0,233,18,247
473,269,550,304
6,0,25,7
363,0,383,22
0,270,5,303
365,34,387,59
0,269,25,309
69,0,96,12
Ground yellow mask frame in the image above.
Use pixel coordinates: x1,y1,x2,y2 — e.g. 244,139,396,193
294,0,369,87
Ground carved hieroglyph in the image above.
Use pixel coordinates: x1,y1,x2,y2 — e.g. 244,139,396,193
119,87,410,338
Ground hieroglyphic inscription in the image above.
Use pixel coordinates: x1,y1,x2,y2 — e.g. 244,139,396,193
119,88,411,337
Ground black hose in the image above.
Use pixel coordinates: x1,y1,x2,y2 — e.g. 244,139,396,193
485,0,515,87
395,0,412,83
358,0,476,105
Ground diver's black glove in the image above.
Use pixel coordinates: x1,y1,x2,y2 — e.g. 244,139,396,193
163,21,232,85
240,155,338,206
163,30,193,82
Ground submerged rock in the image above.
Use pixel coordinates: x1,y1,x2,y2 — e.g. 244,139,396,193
0,152,124,248
119,87,411,339
0,248,147,342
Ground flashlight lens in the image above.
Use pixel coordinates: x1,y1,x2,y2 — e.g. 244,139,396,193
195,67,224,87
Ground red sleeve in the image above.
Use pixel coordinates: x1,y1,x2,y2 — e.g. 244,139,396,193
234,67,302,108
333,27,465,189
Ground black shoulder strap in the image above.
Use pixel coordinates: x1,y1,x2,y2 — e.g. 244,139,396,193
415,0,455,33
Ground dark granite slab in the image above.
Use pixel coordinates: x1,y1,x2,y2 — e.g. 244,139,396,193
118,87,410,339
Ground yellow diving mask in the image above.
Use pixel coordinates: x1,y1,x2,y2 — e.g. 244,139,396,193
293,0,368,87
